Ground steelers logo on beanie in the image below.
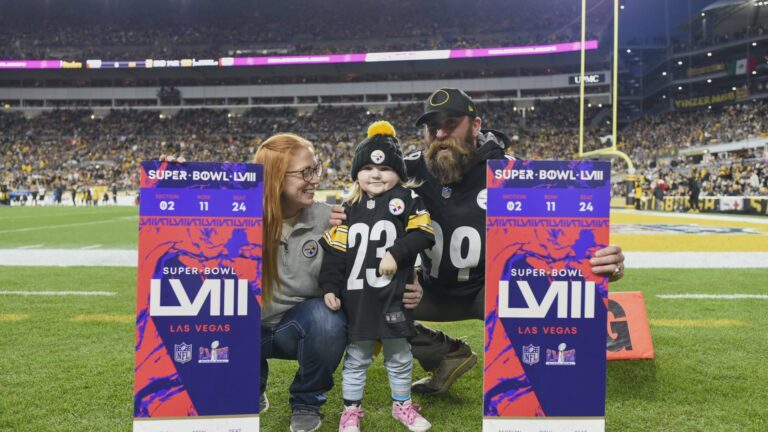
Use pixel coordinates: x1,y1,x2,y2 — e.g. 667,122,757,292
350,121,408,182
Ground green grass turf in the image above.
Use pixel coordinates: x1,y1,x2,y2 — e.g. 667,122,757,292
0,267,766,431
0,207,138,249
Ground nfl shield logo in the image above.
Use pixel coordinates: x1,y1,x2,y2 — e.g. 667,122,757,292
174,342,192,364
522,344,540,365
441,186,452,199
366,199,375,209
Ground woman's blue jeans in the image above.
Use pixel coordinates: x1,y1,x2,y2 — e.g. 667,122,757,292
260,298,347,411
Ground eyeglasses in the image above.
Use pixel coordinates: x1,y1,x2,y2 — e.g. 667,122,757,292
285,164,323,181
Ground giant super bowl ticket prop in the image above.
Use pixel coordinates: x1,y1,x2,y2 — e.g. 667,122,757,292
484,160,610,432
134,161,263,432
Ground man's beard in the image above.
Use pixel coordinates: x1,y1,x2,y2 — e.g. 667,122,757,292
425,128,475,185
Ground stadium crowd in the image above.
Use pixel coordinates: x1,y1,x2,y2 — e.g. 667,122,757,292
2,97,767,204
0,0,609,60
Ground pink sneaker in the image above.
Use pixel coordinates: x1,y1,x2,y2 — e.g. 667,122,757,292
391,400,431,432
339,404,364,432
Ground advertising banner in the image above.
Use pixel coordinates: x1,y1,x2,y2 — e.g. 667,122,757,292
719,196,743,212
686,63,725,77
134,161,263,432
484,160,611,432
568,73,606,85
674,86,749,109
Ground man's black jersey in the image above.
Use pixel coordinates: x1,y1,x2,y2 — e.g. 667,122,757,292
404,130,513,297
319,186,434,342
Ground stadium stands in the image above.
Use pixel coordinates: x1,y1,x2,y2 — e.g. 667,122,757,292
2,99,766,203
1,0,766,210
0,0,609,60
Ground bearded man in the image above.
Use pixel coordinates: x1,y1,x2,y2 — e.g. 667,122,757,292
333,88,626,395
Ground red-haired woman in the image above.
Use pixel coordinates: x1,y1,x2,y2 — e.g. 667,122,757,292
254,133,345,432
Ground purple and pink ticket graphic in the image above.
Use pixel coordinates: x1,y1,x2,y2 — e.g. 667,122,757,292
484,160,610,432
134,161,262,430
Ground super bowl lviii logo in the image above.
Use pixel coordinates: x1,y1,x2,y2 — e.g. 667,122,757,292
484,159,610,432
134,161,263,432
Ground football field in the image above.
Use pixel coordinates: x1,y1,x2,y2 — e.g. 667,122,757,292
0,206,766,431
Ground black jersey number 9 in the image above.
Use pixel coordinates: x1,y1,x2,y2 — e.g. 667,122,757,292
347,221,397,290
423,221,481,282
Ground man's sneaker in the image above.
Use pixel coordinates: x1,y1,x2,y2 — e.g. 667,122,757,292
290,407,321,432
338,404,364,432
259,392,269,413
412,341,477,395
391,400,431,432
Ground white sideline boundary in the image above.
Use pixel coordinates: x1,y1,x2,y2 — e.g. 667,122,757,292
624,252,768,268
0,249,137,267
0,215,137,234
0,291,117,296
611,208,768,225
17,244,44,249
1,249,767,268
657,294,768,299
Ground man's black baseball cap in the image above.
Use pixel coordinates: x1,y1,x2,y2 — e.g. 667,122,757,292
415,88,478,126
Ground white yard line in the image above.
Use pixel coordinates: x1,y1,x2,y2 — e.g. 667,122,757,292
0,249,136,267
0,291,116,296
612,208,768,225
657,294,768,299
17,244,44,249
0,216,136,234
625,252,768,268
80,244,103,250
0,209,131,221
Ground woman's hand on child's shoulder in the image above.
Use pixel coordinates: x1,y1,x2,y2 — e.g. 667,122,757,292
329,205,346,226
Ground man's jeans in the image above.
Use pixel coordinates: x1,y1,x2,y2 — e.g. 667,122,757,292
260,298,347,410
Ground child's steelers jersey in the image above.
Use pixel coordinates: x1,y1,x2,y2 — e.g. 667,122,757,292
320,186,434,342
